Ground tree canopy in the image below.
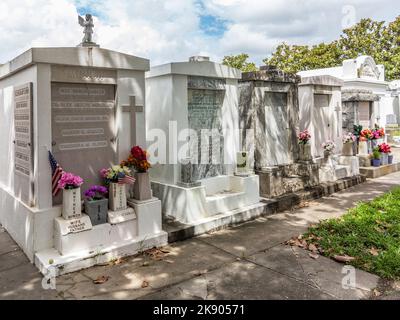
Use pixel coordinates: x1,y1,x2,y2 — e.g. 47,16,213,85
222,17,400,81
222,53,257,72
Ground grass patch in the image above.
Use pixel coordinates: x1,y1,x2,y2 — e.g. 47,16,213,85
304,187,400,279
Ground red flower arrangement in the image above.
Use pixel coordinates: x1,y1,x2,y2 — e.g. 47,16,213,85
378,143,391,154
360,129,373,140
121,146,151,173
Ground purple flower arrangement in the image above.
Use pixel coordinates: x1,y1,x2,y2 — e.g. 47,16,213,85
84,185,108,201
58,172,84,190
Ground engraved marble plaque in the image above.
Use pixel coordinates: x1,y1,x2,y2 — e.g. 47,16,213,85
358,101,372,128
51,82,117,205
51,66,117,84
262,92,290,166
14,83,34,206
188,87,225,180
108,207,136,225
55,215,93,236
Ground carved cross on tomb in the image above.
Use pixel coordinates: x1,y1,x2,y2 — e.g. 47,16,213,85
121,96,144,146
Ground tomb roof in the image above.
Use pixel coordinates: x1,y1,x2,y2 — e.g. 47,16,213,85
299,75,343,87
342,88,380,102
0,47,150,80
241,65,300,83
146,58,241,80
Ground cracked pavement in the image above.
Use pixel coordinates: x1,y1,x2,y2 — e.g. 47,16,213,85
1,171,400,300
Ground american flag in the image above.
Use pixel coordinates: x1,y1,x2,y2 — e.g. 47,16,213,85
118,174,135,185
48,151,64,196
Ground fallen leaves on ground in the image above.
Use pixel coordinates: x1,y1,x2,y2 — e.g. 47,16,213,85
333,255,355,263
110,257,126,266
144,247,171,261
309,253,319,260
368,247,380,256
373,289,382,297
93,275,110,284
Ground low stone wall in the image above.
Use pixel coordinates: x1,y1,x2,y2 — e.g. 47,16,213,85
360,162,400,178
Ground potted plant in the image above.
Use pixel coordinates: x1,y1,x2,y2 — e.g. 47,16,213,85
298,129,312,161
342,132,356,156
121,146,152,201
372,148,381,167
322,140,335,158
378,143,391,165
84,185,108,226
100,165,134,211
58,172,84,220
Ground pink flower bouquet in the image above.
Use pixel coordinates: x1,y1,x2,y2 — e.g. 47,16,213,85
58,172,84,190
298,129,311,145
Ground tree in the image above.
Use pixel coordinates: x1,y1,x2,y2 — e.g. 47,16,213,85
222,53,257,72
264,16,400,81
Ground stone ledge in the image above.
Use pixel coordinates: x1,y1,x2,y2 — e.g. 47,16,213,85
164,175,366,243
35,231,168,276
360,163,400,178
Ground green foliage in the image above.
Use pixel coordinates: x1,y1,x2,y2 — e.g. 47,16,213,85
304,187,400,279
265,16,400,81
372,148,381,160
222,53,257,72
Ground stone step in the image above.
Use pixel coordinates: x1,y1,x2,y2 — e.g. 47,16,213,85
165,175,367,243
205,190,249,217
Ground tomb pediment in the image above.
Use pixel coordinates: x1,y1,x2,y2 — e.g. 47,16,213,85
356,56,381,80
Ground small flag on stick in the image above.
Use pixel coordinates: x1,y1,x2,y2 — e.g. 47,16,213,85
48,151,64,196
118,175,135,185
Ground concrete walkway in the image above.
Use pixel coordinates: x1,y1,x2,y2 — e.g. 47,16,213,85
1,171,400,300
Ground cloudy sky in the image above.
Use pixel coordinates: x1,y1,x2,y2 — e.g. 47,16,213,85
0,0,399,66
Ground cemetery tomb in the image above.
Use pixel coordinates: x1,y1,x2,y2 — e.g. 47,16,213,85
298,75,360,183
239,66,320,197
299,56,395,129
146,56,261,226
341,89,379,133
0,47,167,275
298,75,344,159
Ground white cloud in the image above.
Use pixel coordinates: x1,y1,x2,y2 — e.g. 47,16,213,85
0,0,399,66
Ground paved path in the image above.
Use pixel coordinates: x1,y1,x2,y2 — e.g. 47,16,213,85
1,171,400,300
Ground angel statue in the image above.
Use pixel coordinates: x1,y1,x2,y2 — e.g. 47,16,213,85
78,14,98,47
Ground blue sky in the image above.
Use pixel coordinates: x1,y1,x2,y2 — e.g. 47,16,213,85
1,0,400,66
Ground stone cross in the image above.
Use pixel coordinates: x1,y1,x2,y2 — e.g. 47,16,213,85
121,96,144,147
335,103,341,137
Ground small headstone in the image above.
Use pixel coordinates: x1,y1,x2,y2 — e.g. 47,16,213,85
386,114,397,125
55,216,92,236
108,207,136,225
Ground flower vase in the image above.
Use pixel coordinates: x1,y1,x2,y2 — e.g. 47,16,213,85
388,154,394,164
299,143,312,161
372,158,381,167
371,140,378,150
367,140,372,154
109,182,127,211
342,142,354,156
358,141,369,155
84,198,108,226
133,172,152,201
62,188,82,220
381,153,389,166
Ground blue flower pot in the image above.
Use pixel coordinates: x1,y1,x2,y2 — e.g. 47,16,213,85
372,159,381,167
